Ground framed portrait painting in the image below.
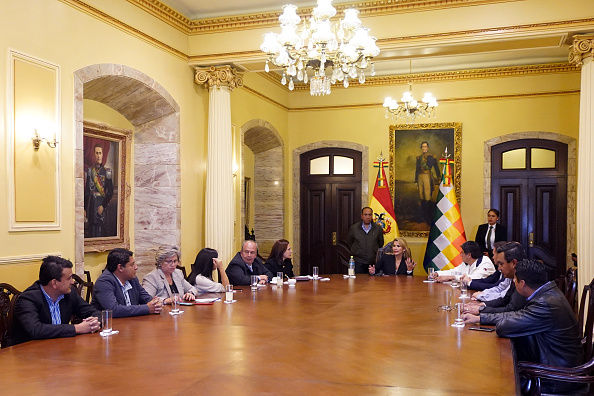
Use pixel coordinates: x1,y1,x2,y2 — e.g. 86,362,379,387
389,122,462,237
83,121,131,252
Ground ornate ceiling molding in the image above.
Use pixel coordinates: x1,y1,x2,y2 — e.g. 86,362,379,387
569,34,594,67
276,63,580,92
129,0,522,34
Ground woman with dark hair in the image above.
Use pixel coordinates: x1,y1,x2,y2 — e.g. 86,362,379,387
475,208,507,258
264,239,295,278
369,237,416,276
187,248,230,292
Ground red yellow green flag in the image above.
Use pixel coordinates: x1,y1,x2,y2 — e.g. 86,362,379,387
370,154,399,241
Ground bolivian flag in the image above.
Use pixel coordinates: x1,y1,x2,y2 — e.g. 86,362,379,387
370,156,399,241
423,157,467,272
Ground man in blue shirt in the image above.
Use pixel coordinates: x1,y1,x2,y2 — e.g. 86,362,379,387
92,248,162,317
11,256,101,346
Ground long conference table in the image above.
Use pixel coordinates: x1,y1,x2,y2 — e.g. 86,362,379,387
1,275,517,395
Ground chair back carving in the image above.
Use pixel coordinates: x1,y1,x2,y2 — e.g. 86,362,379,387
565,267,578,314
578,278,594,363
0,283,22,349
375,241,393,263
71,274,94,303
176,265,188,281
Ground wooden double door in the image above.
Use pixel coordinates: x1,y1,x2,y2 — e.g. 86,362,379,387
491,139,568,278
300,148,362,275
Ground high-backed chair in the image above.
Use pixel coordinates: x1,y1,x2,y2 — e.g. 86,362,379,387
375,241,393,263
72,273,93,303
517,278,594,395
0,283,22,349
176,265,188,281
565,267,578,314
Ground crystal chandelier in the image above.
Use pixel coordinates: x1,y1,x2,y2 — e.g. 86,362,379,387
260,0,380,96
383,61,438,123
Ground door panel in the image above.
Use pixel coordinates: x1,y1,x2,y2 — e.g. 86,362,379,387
491,139,567,279
300,148,362,275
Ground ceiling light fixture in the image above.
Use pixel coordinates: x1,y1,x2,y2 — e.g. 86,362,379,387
383,61,438,123
260,0,380,96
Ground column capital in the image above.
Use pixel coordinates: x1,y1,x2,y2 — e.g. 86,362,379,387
569,34,594,67
194,65,243,91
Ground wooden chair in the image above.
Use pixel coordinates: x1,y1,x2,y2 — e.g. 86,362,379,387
517,278,594,395
0,283,22,349
72,273,94,303
176,265,188,281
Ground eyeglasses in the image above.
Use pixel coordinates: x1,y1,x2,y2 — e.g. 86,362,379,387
163,259,179,266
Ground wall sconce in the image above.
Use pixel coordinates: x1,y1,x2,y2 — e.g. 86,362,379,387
32,129,58,151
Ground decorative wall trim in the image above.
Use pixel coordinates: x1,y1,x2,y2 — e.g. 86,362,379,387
59,0,187,60
242,85,288,111
483,132,576,268
7,49,62,231
0,253,63,266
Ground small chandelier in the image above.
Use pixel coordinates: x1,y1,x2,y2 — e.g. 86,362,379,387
260,0,380,96
383,61,438,123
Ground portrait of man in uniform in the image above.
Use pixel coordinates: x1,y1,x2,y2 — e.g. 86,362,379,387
83,136,118,238
389,123,461,236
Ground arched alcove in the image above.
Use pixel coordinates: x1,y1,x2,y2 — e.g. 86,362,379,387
484,132,576,267
74,64,180,279
240,119,284,257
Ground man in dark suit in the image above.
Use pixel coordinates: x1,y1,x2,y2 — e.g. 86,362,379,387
464,259,584,394
11,256,101,346
465,241,527,315
92,248,162,318
226,240,273,285
475,208,507,258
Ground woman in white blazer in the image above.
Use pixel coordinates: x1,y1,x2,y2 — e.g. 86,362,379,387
142,245,197,304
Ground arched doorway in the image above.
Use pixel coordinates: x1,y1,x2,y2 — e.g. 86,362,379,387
241,119,284,258
74,64,180,279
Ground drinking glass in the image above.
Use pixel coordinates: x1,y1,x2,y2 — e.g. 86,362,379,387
277,272,284,286
171,293,180,314
251,275,259,291
460,282,468,298
452,303,465,328
101,310,113,334
225,284,235,303
313,266,319,279
444,290,452,309
428,267,435,281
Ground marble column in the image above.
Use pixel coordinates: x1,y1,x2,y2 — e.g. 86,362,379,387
569,34,594,294
195,66,243,264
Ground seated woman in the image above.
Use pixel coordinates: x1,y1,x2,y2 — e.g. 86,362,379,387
264,239,295,278
142,245,197,304
187,248,230,293
369,237,416,275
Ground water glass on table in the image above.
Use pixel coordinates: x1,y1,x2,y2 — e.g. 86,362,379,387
225,284,236,304
313,266,319,279
251,275,259,291
277,272,284,286
428,267,435,281
101,310,113,335
171,293,181,314
452,303,465,328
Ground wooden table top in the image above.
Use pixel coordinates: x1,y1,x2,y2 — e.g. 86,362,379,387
1,275,516,395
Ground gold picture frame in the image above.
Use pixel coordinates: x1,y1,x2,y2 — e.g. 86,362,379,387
389,122,462,238
83,121,131,252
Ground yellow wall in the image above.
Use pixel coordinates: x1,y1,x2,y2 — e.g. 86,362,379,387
0,0,207,287
0,0,583,288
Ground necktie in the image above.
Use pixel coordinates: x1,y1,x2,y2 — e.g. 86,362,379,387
486,226,493,251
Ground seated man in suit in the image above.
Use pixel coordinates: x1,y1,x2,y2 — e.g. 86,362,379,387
226,240,273,286
475,208,507,258
464,241,527,315
431,241,495,282
464,259,584,394
92,248,162,318
11,256,101,346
